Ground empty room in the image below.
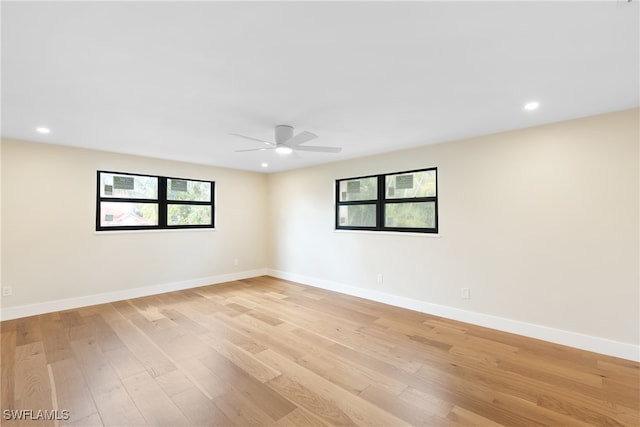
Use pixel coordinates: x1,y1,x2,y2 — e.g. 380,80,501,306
1,1,638,426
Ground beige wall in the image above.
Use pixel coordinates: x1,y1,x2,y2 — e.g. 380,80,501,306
267,109,639,346
1,140,268,308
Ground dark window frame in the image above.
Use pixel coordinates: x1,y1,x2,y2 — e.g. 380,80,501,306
335,167,438,234
96,170,215,231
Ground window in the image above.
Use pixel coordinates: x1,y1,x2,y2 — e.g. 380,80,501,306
335,168,437,233
96,171,214,231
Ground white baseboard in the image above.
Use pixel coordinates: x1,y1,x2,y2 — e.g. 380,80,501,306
0,269,268,321
267,269,640,362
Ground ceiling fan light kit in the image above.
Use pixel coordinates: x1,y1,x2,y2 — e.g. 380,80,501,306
232,125,342,156
275,146,293,155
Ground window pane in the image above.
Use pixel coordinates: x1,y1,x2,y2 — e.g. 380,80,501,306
385,202,436,228
338,177,377,201
167,179,211,202
385,170,436,199
338,204,376,227
100,202,158,226
167,204,212,226
100,173,158,199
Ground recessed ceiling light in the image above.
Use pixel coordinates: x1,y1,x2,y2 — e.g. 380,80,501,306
36,127,51,134
261,162,269,168
524,101,540,111
275,146,293,155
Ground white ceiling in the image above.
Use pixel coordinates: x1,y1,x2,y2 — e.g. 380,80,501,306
2,1,638,173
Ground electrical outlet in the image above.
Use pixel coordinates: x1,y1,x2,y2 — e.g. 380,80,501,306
377,273,383,284
461,288,470,300
2,286,12,297
234,258,239,266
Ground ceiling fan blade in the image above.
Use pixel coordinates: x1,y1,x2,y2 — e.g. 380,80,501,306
285,131,317,147
293,145,342,153
234,147,276,152
229,133,274,145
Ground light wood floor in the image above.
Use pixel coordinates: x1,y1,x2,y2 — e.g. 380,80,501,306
1,276,638,426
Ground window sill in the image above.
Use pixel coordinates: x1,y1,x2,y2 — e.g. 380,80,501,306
333,229,440,238
94,228,216,235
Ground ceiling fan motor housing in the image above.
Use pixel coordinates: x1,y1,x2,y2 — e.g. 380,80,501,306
275,125,294,144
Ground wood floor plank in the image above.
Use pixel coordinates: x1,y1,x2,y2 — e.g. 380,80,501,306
215,311,316,361
49,357,99,424
40,313,73,364
601,377,640,410
170,386,235,427
104,318,177,378
15,316,42,346
276,407,329,427
198,335,281,383
64,411,103,427
283,294,380,325
359,385,448,426
397,386,453,419
154,369,195,398
102,346,147,380
447,405,506,427
121,371,191,426
291,322,418,398
198,349,296,421
1,276,638,427
69,338,147,426
267,373,357,426
214,387,279,426
174,356,228,400
296,352,371,395
245,309,284,327
155,367,234,426
59,311,85,329
260,348,410,427
84,314,126,353
160,308,211,335
1,322,17,414
151,330,213,362
14,342,54,427
415,356,616,427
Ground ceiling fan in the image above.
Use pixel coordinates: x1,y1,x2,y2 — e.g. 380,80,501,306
231,125,342,155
